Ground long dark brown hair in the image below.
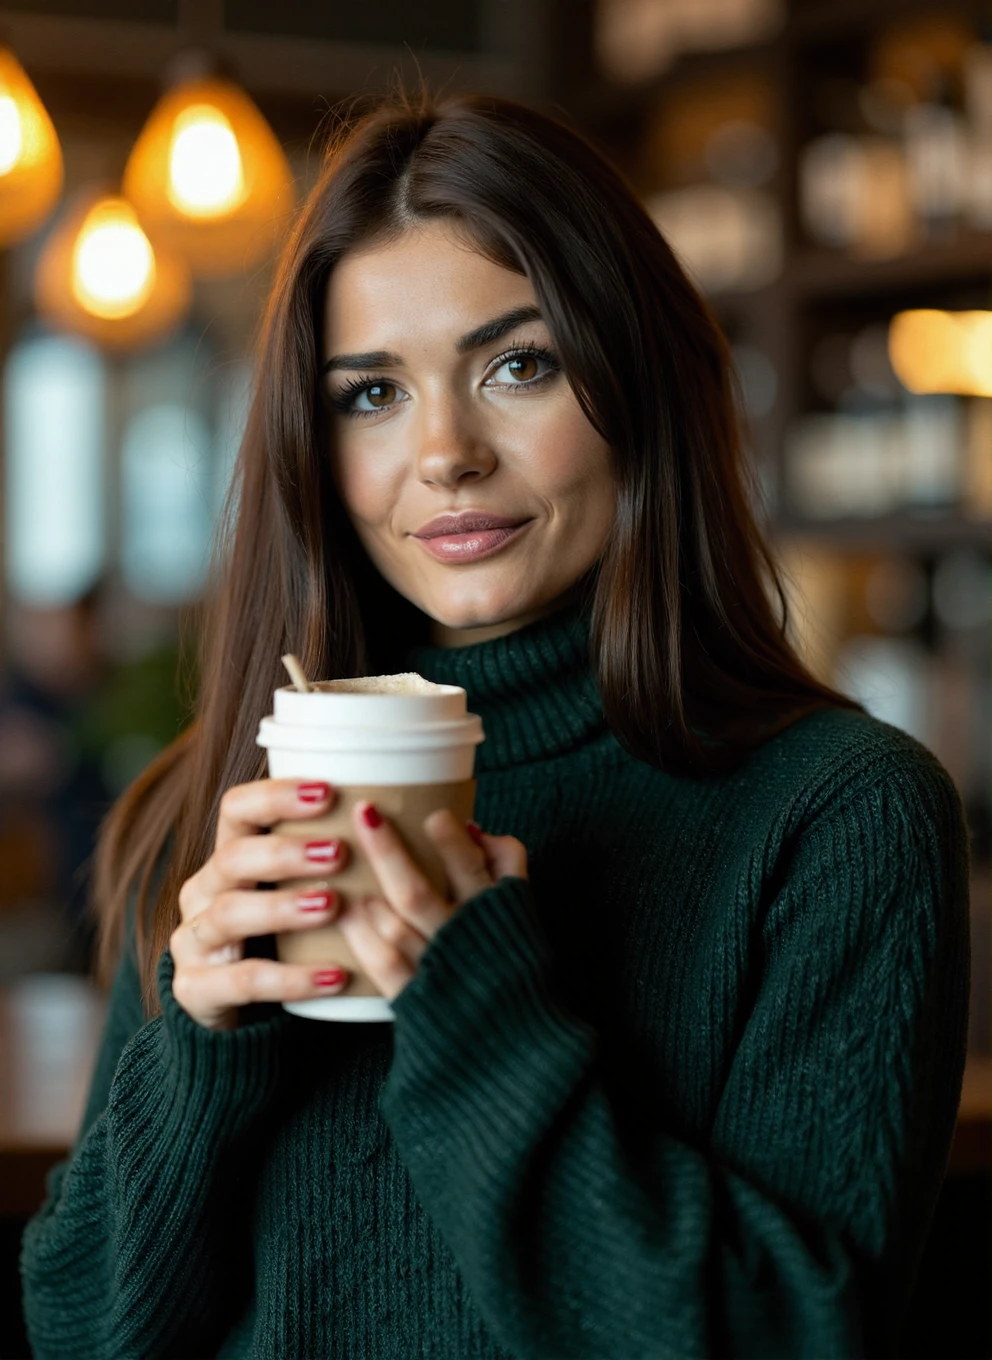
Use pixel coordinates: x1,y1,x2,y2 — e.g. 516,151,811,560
92,85,864,1013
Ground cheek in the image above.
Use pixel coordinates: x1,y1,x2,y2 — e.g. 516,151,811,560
331,431,397,526
517,399,612,500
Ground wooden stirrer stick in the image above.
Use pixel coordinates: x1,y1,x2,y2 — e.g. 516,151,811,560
281,653,312,693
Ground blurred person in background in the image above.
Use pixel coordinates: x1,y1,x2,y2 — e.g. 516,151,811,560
0,584,191,975
0,585,110,972
21,88,970,1360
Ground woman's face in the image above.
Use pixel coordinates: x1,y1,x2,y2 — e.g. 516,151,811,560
322,220,616,645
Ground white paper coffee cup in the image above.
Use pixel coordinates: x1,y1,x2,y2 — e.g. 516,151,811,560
256,673,484,1022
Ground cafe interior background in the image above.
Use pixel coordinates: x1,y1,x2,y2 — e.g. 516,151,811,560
0,0,990,1354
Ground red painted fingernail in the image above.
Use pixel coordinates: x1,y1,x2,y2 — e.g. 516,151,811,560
466,820,485,848
297,890,336,913
298,781,331,804
361,803,383,829
313,968,347,987
305,839,342,863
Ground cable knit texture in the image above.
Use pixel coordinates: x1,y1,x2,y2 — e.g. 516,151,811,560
21,599,971,1359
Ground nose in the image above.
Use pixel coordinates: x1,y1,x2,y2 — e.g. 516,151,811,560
413,390,496,488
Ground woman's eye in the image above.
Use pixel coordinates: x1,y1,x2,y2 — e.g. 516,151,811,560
487,349,559,387
354,381,400,411
330,378,407,417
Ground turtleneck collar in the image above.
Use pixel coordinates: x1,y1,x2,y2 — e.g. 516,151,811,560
400,599,606,772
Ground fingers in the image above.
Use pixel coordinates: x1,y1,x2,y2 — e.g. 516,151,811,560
171,884,340,965
181,831,349,916
336,901,416,1002
422,808,494,902
171,957,350,1032
215,778,337,849
359,896,429,969
173,776,353,1030
417,810,528,899
349,802,458,936
475,829,529,882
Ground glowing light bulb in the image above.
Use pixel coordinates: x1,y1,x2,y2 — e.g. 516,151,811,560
36,187,192,351
0,47,63,245
0,94,23,175
123,74,293,276
70,198,156,320
167,104,246,219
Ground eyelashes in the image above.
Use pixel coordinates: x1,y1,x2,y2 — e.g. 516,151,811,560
488,344,561,384
328,375,395,417
327,344,562,419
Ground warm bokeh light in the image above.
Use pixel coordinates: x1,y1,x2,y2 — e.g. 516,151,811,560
0,94,24,174
123,75,294,277
167,104,247,218
35,188,191,352
889,310,992,397
71,198,156,320
961,313,992,397
0,46,63,248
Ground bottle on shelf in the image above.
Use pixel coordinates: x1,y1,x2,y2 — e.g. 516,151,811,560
903,73,969,238
962,399,992,519
799,131,915,258
963,24,992,227
902,394,964,510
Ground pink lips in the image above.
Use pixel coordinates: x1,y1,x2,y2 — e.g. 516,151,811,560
413,521,532,563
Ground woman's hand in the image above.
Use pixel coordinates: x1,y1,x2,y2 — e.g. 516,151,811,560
171,779,351,1031
335,801,529,1003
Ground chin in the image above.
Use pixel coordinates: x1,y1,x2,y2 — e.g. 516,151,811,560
433,609,507,632
423,591,532,641
425,590,515,629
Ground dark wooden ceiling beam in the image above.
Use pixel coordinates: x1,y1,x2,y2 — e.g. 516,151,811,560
0,10,521,102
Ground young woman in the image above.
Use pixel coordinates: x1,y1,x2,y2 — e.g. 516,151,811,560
22,89,970,1360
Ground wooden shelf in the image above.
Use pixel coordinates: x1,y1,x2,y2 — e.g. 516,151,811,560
0,10,519,102
790,0,982,45
771,513,992,551
672,226,992,321
784,233,992,303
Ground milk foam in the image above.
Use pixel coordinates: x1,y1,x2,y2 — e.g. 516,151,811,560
315,672,446,696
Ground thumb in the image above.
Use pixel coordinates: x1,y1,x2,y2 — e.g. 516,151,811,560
477,830,528,882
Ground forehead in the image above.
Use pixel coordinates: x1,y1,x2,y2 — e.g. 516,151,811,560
323,222,537,346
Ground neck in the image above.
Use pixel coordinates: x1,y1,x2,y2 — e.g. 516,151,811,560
428,584,585,649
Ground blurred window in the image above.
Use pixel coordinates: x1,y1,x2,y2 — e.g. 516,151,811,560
120,403,213,602
3,334,107,605
213,360,252,521
3,329,252,611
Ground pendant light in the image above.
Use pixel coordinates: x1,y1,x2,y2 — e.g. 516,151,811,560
0,45,63,248
34,187,192,352
123,55,295,278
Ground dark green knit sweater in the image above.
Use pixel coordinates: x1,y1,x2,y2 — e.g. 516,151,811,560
21,600,971,1359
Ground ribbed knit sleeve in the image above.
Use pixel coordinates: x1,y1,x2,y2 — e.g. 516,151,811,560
379,753,971,1360
20,944,290,1360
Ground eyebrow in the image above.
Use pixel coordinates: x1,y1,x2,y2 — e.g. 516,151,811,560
321,304,544,374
